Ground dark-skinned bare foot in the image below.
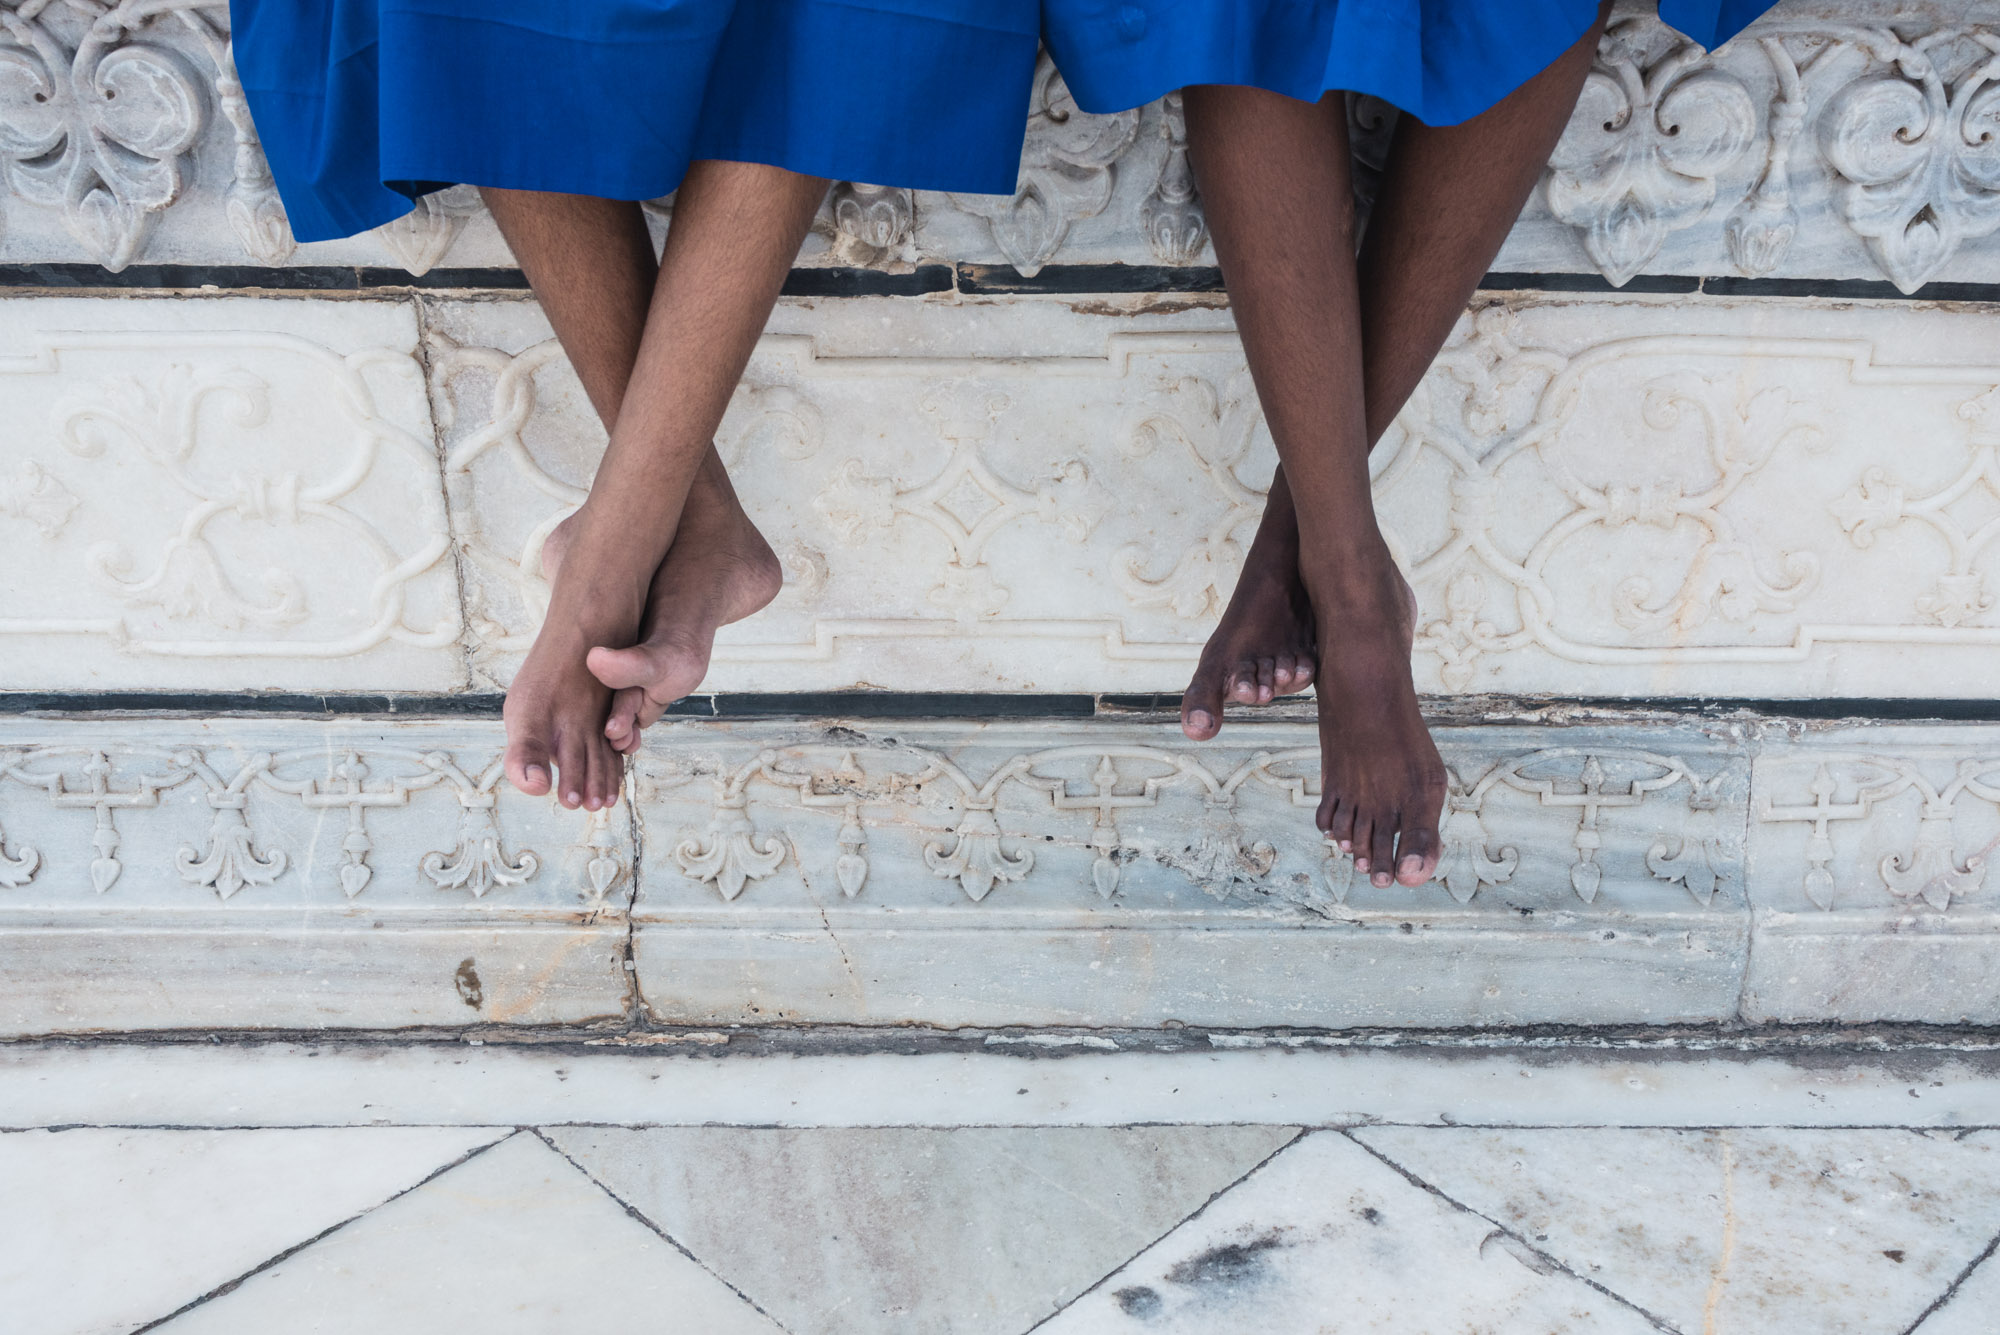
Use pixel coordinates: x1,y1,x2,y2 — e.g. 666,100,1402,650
502,577,636,811
1306,547,1445,889
1180,496,1317,741
540,473,781,754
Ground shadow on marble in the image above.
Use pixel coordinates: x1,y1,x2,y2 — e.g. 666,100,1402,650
544,1126,1296,1335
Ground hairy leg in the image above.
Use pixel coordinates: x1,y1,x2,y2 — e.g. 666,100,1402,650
1179,13,1608,754
480,189,782,764
489,163,826,807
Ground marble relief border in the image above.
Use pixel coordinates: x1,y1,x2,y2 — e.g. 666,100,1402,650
2,715,1999,1028
0,2,1996,289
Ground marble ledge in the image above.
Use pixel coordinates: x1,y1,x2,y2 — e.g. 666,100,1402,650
2,3,1997,295
3,714,2000,1032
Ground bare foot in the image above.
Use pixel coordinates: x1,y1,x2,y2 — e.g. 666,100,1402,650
1304,548,1446,889
1180,514,1318,742
502,547,641,811
540,474,782,753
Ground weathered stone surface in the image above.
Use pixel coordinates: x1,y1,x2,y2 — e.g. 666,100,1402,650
1352,1127,2000,1335
0,719,631,1032
0,295,462,691
627,716,1750,1028
1039,1131,1662,1335
0,4,1993,291
1745,724,2000,1023
544,1125,1298,1335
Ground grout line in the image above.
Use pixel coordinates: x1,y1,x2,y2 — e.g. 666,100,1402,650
13,1120,2000,1135
1896,1220,2000,1335
127,1129,517,1332
1018,1127,1310,1333
1340,1129,1687,1335
527,1127,797,1333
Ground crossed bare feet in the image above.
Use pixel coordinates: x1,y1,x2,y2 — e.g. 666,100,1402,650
535,468,782,764
1182,508,1445,890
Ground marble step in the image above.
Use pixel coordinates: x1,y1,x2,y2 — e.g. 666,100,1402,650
2,712,1996,1034
6,289,2000,698
0,3,1995,293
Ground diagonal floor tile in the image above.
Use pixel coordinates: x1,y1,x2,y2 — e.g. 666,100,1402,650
1035,1130,1660,1333
1354,1127,2000,1335
153,1133,781,1333
542,1125,1297,1335
0,1125,501,1335
1909,1235,2000,1334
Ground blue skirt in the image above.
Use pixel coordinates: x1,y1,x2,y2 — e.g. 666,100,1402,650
1042,1,1782,124
230,1,1042,243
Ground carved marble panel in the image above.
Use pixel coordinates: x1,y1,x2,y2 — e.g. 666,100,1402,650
0,719,632,1032
0,3,1994,291
1745,724,2000,1023
436,291,2000,699
0,295,463,690
626,718,1751,1029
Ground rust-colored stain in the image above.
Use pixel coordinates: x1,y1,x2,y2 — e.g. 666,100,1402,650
454,958,483,1010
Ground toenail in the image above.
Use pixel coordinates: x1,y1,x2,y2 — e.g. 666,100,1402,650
1339,840,1352,852
1373,873,1392,887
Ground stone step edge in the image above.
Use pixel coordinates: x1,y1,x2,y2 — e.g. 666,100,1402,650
7,692,2000,724
6,263,2000,305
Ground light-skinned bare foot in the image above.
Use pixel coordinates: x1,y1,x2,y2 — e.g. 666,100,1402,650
502,526,644,811
538,466,782,753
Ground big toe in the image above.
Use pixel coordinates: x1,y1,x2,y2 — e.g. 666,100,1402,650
503,704,554,797
587,638,707,703
1180,666,1228,741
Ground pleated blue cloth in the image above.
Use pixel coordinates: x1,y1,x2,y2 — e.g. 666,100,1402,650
232,1,1783,245
229,1,1042,243
1042,1,1782,122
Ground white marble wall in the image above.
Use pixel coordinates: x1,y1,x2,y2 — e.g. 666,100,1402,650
0,3,1995,290
9,290,2000,698
4,0,1996,1038
5,713,1999,1033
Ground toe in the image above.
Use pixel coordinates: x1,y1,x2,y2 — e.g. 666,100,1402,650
1368,816,1398,888
1348,812,1374,873
1255,658,1276,704
604,686,643,752
1180,661,1229,741
1292,653,1316,691
1396,826,1440,887
553,729,587,810
1227,661,1261,705
582,735,611,811
596,739,624,809
1272,653,1297,691
1321,794,1355,852
504,723,554,798
587,638,707,704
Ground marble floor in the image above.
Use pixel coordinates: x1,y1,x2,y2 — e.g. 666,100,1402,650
5,1043,2000,1334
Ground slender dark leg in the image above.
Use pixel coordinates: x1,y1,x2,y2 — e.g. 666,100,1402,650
1180,10,1604,886
480,188,783,764
491,163,827,808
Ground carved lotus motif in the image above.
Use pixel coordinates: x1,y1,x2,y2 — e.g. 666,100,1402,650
1880,814,1984,911
676,806,785,901
176,797,285,899
0,18,206,270
1436,801,1516,906
1820,58,2000,295
950,55,1139,275
924,809,1032,902
422,804,539,898
1544,27,1756,285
